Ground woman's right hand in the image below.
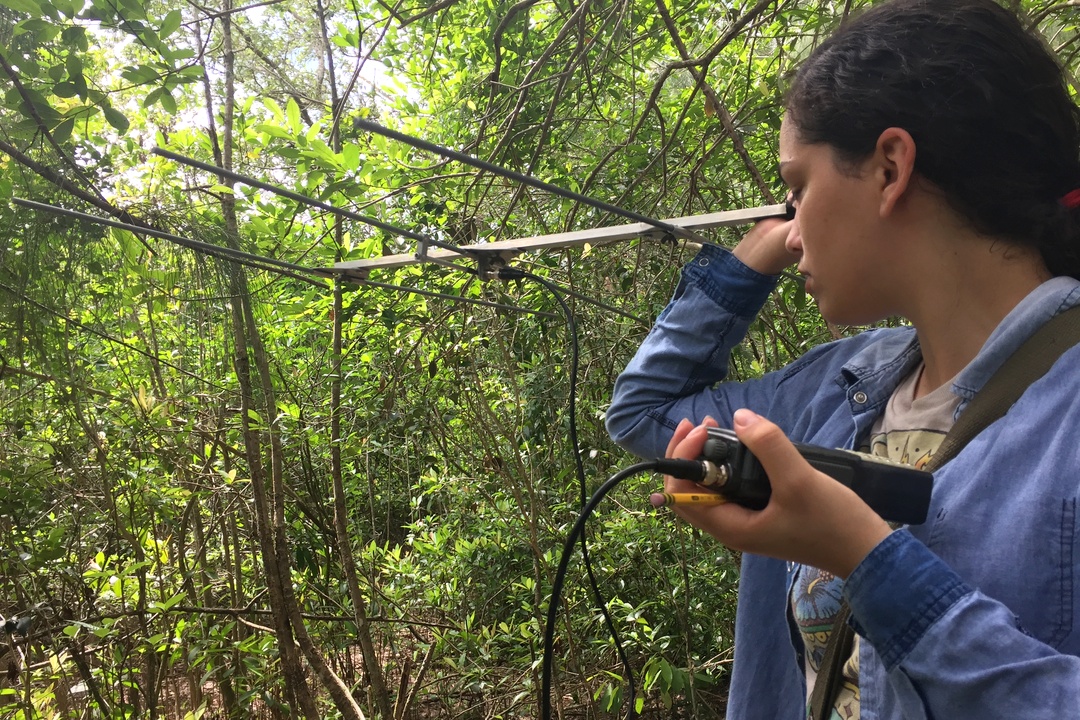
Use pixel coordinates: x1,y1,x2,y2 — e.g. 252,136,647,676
662,412,892,580
731,217,800,276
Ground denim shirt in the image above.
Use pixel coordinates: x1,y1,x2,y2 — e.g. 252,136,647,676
606,243,1080,719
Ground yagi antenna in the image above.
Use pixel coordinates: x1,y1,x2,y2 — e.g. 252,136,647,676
12,196,331,284
146,149,652,319
152,147,431,245
152,143,792,280
342,119,792,275
152,146,515,277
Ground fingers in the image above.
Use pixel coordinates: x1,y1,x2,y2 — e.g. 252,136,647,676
732,218,800,275
665,418,694,457
661,415,758,536
665,416,717,459
728,408,892,577
663,418,720,505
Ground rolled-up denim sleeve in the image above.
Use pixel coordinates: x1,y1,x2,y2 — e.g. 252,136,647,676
845,529,1080,718
605,243,780,459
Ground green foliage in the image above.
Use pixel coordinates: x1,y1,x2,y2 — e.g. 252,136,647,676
0,0,1077,718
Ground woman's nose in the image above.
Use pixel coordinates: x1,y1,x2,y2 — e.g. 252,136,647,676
784,221,803,254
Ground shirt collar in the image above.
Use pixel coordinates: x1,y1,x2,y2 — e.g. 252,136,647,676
836,276,1080,407
952,276,1080,400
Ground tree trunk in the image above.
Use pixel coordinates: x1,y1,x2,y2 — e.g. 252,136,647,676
316,0,395,714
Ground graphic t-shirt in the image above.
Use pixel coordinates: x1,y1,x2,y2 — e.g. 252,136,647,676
791,363,960,719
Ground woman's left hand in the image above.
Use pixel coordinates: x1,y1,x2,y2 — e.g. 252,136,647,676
664,410,892,578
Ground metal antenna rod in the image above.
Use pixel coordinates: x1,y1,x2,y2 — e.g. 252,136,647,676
153,147,432,244
12,198,559,318
153,146,510,268
354,118,735,244
12,197,331,282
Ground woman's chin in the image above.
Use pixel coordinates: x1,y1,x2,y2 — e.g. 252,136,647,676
819,301,888,328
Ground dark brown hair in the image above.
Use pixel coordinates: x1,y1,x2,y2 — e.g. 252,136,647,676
787,0,1080,277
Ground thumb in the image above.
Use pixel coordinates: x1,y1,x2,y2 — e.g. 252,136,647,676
731,409,809,490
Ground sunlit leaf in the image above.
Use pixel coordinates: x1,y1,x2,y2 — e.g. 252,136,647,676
159,9,182,39
286,96,302,134
0,0,41,14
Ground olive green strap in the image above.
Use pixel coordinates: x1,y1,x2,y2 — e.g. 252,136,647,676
934,305,1080,466
807,305,1080,720
807,604,854,720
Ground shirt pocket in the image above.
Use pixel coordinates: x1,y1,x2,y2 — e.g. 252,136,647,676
926,496,1077,649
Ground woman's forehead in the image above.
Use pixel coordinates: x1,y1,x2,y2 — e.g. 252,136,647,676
778,117,800,172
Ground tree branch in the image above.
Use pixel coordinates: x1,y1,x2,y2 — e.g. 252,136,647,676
654,0,776,202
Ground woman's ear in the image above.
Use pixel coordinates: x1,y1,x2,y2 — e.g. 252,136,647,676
875,127,916,217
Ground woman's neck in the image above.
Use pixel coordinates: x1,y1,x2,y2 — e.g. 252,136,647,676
905,236,1050,399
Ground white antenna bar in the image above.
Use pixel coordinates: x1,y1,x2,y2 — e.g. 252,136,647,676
332,203,787,277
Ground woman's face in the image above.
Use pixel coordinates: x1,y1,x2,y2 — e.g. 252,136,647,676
778,115,900,325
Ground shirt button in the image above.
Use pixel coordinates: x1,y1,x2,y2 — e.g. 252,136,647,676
853,391,868,404
698,257,710,267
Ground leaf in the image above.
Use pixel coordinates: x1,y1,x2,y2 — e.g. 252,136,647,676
62,24,88,50
103,106,130,133
52,117,74,143
160,89,177,114
705,93,718,118
176,65,205,81
71,73,88,99
17,87,61,124
65,50,83,79
286,97,302,134
160,590,186,611
159,9,181,39
0,0,41,14
143,86,164,108
342,143,360,171
262,96,283,122
306,138,339,167
118,0,147,21
122,64,160,84
52,81,77,98
255,123,293,140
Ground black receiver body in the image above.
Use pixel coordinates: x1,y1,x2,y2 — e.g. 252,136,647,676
699,427,933,525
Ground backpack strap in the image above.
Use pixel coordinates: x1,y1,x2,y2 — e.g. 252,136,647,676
934,305,1080,465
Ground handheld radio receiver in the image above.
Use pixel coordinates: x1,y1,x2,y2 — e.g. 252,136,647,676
697,427,933,525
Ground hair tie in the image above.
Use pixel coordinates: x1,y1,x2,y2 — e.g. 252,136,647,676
1061,189,1080,209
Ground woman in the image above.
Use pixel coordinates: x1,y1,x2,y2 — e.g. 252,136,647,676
606,1,1080,717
